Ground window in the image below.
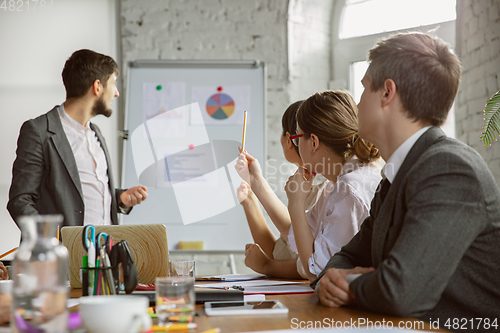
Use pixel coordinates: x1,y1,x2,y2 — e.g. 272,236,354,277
340,0,456,39
333,0,457,137
350,60,369,103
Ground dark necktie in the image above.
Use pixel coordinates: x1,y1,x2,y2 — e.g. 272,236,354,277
379,177,391,203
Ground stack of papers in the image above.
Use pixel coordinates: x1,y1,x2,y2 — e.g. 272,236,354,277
243,284,314,295
195,274,314,295
195,273,266,282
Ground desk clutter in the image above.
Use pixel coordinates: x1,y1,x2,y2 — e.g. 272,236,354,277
62,224,169,288
80,225,138,296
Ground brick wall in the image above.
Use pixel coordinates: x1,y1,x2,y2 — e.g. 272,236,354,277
120,0,332,205
456,0,500,182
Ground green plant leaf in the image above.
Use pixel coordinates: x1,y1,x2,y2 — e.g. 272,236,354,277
481,90,500,147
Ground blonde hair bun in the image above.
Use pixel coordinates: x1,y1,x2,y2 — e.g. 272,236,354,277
351,135,380,163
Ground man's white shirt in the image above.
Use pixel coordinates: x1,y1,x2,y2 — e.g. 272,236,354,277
382,126,432,183
59,105,112,225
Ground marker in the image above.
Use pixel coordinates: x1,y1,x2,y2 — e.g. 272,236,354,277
82,255,89,295
241,110,247,151
93,258,100,295
88,241,96,295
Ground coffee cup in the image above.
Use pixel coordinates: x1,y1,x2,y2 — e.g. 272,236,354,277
0,280,13,294
79,295,151,333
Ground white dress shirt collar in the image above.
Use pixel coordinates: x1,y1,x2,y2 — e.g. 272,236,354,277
59,104,90,132
382,126,432,183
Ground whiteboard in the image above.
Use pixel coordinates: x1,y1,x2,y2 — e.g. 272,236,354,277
121,60,266,250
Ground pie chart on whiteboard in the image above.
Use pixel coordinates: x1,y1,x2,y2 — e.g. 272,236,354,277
206,93,235,119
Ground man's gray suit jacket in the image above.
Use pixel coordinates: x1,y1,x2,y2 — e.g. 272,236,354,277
312,127,500,331
8,106,128,227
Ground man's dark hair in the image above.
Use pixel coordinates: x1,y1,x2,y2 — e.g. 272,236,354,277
367,32,461,126
62,49,119,99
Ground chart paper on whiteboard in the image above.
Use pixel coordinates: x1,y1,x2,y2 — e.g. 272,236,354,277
143,82,186,138
191,86,250,125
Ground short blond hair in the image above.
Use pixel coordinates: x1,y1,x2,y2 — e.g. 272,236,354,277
367,32,461,126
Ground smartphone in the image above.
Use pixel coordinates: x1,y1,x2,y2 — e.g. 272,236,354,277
205,300,289,316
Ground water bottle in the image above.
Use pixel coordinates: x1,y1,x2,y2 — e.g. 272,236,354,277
11,215,69,333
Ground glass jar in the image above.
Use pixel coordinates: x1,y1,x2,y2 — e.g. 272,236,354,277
11,215,69,333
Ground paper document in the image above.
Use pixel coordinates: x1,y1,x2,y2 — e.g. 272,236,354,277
195,280,302,289
196,273,266,282
243,284,314,295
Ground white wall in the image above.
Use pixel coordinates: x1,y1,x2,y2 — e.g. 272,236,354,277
0,0,118,259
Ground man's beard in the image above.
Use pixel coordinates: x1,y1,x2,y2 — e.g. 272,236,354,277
91,96,112,118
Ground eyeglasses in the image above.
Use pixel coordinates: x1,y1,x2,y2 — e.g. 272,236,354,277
289,134,304,147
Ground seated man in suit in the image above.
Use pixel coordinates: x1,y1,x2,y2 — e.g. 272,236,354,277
8,49,148,227
312,32,500,331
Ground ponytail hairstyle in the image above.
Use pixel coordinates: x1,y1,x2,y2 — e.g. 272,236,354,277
281,100,304,156
296,90,379,164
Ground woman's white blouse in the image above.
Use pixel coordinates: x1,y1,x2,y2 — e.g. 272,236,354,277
287,157,383,276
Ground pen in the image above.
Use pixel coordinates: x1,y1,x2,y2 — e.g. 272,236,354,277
101,245,116,294
196,277,225,281
202,285,243,291
150,323,198,332
231,285,244,291
241,110,247,151
57,224,60,242
93,258,100,295
201,286,230,290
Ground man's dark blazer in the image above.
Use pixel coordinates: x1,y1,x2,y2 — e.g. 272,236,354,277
312,127,500,331
8,106,128,227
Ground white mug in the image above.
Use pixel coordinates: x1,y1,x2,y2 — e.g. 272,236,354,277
0,280,13,294
79,295,152,333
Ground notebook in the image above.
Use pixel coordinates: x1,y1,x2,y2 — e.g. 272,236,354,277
61,224,169,288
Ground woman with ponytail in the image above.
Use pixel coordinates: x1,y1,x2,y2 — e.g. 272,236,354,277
240,90,382,281
236,101,328,277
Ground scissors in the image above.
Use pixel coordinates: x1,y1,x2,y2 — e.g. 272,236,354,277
96,232,116,295
82,226,96,294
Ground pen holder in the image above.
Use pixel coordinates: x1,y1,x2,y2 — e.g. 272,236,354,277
81,265,120,296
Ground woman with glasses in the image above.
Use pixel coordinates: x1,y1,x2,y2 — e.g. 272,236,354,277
237,91,382,280
235,101,328,279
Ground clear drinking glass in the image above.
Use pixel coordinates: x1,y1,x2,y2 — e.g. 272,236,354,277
11,215,69,333
155,276,195,325
168,260,195,278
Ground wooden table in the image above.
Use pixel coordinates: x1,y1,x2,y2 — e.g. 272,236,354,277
192,293,447,332
70,287,447,332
